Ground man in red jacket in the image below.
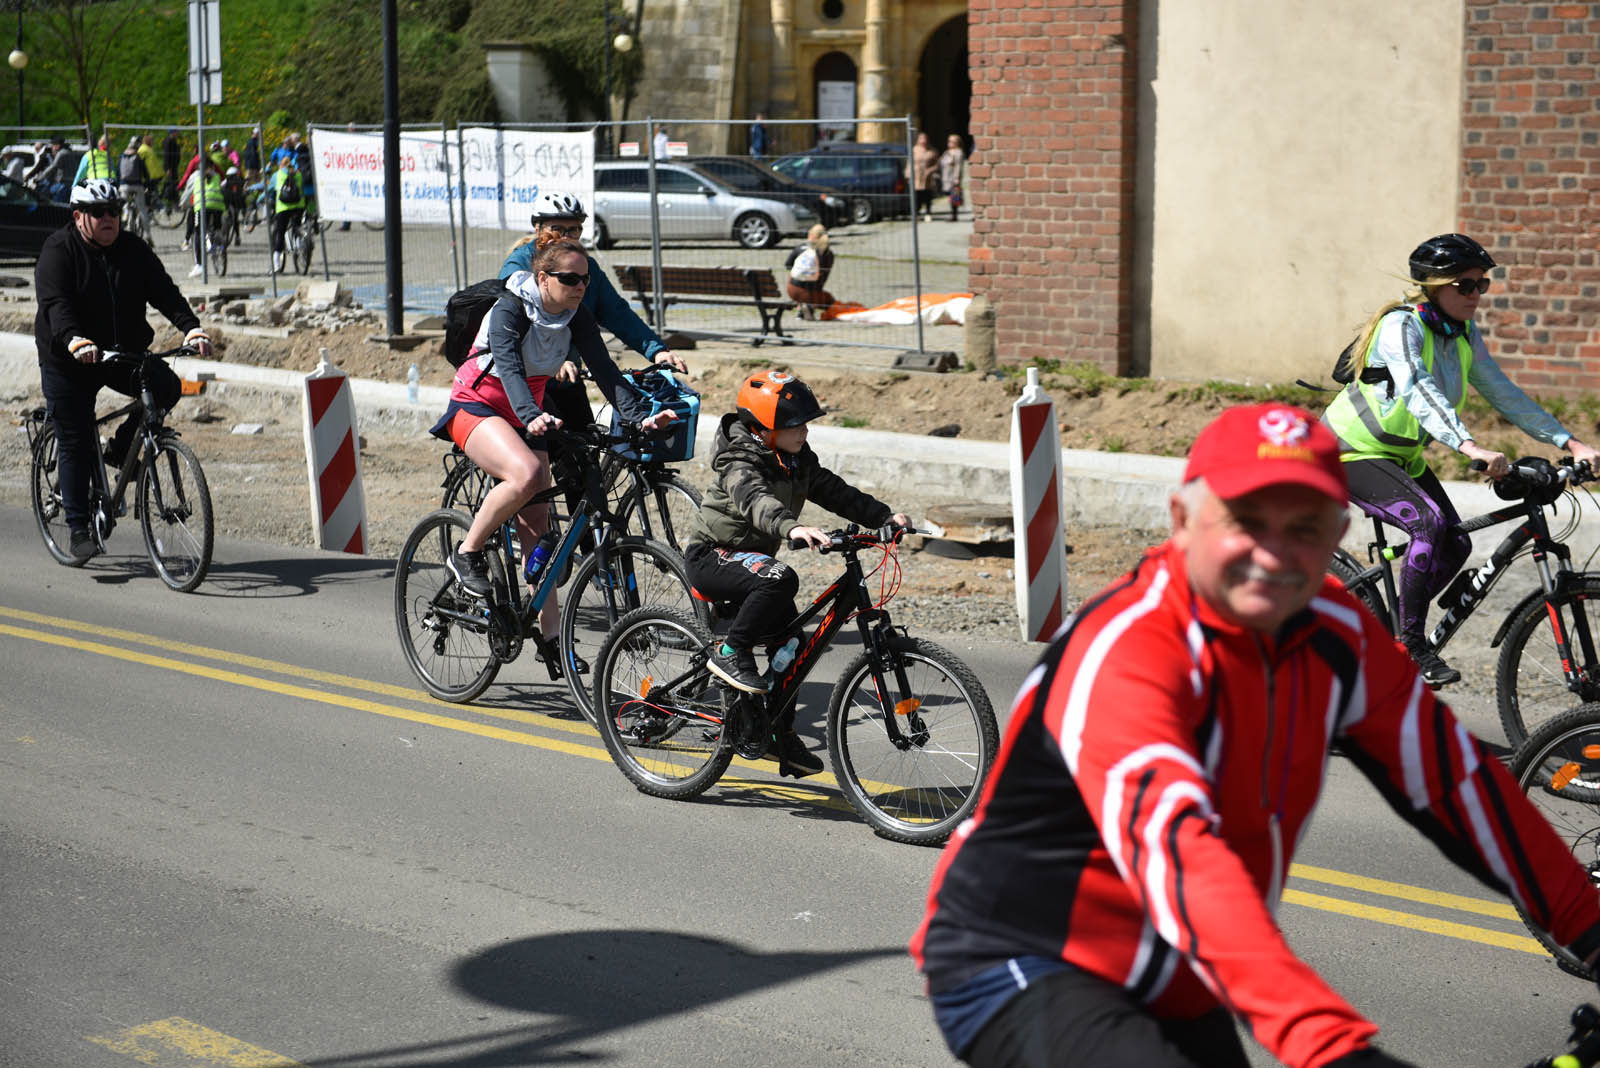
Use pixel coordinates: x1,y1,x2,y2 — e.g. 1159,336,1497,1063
912,403,1600,1068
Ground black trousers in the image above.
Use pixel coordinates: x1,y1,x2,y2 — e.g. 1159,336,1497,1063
965,968,1250,1068
683,542,799,650
39,355,182,530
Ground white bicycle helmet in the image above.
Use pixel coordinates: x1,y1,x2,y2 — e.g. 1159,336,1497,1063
530,190,586,224
71,179,122,208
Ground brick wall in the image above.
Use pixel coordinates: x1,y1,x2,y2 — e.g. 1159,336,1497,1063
1460,1,1600,395
967,0,1138,371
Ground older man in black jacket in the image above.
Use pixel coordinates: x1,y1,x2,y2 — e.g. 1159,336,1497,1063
34,178,211,561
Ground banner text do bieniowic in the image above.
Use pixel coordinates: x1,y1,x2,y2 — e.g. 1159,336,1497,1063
309,127,596,237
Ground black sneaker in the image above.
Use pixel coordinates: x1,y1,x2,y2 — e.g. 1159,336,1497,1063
766,728,824,778
68,527,100,561
447,548,494,599
707,643,767,693
1408,645,1461,688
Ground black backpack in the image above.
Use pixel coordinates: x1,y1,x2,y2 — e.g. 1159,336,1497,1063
277,170,302,206
443,278,507,368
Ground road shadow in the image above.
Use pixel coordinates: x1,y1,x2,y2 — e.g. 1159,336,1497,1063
84,552,394,598
292,929,903,1067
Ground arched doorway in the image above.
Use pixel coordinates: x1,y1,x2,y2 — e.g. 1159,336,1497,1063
918,17,970,151
813,51,858,143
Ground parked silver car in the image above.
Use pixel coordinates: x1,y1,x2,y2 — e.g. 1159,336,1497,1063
593,160,815,250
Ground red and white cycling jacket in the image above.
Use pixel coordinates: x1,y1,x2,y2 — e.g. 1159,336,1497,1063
912,539,1600,1068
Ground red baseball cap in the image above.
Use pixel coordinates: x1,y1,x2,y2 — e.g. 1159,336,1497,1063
1183,403,1348,507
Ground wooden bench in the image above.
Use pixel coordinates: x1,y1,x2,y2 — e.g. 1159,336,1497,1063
615,265,794,347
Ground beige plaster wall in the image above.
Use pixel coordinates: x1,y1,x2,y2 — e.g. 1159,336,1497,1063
1144,0,1463,385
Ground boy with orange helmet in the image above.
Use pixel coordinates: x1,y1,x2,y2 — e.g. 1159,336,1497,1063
683,370,911,776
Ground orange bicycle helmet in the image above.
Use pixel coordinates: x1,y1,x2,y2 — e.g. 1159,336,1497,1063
736,370,824,431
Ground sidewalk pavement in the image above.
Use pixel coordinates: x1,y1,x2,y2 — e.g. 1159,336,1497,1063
3,331,1580,565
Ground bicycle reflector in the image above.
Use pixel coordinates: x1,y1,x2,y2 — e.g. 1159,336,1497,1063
1553,762,1584,791
895,697,921,717
639,675,652,700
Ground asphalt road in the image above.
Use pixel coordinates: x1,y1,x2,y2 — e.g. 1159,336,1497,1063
2,506,1594,1068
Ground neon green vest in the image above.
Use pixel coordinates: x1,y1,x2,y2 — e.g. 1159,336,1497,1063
1324,307,1474,477
83,149,112,179
192,173,224,213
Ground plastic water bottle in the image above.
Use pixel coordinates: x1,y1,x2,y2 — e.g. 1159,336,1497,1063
769,637,799,678
406,361,420,404
523,529,560,584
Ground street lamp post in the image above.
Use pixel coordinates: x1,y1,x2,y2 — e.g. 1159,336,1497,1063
600,0,633,156
9,3,25,132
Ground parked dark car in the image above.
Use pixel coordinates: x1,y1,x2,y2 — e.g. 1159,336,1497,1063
769,142,910,224
685,155,848,228
0,174,72,261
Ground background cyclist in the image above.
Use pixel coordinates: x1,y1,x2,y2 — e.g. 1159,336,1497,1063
1321,233,1600,685
912,403,1600,1068
266,156,306,274
34,179,212,562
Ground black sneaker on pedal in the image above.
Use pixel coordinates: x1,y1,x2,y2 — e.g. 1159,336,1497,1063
447,548,494,599
707,643,767,694
68,527,100,562
1408,645,1461,688
767,728,824,778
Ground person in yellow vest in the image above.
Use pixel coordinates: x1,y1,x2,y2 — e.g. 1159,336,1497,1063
137,133,165,189
187,156,226,276
1322,233,1600,685
267,155,307,274
73,135,113,184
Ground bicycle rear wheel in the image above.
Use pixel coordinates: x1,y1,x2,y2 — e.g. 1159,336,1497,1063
826,634,998,845
1329,549,1388,631
1508,704,1600,979
395,509,503,702
153,198,183,229
294,224,314,274
1497,575,1600,749
28,419,80,567
138,437,214,592
591,606,733,798
559,536,700,724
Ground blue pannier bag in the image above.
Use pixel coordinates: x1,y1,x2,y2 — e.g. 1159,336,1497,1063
611,368,700,462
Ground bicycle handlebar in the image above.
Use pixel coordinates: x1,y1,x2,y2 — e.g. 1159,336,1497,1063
787,522,920,554
100,345,200,363
519,417,676,452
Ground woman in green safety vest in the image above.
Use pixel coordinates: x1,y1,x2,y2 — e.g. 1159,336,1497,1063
186,156,226,276
1322,233,1600,686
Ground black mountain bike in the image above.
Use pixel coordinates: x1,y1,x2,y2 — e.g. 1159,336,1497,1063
1329,457,1600,748
395,422,703,721
24,346,214,592
589,524,999,845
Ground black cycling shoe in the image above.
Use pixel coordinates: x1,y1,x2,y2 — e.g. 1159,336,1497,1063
68,527,100,562
707,643,767,694
765,728,824,778
447,548,494,599
536,647,590,676
1407,645,1461,688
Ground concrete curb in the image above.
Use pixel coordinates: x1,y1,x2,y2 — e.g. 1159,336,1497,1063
5,332,1593,564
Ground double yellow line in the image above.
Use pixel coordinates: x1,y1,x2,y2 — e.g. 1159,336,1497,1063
0,603,1547,957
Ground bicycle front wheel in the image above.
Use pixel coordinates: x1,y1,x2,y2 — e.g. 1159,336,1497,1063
29,419,80,567
294,227,314,274
153,199,183,229
139,437,214,592
559,536,699,724
827,634,999,845
1508,704,1600,979
648,471,702,553
1497,575,1600,749
395,509,502,702
591,606,733,799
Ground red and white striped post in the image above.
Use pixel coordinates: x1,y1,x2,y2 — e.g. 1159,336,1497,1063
301,349,367,554
1009,367,1068,642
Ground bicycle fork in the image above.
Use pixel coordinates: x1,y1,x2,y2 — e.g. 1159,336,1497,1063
859,613,929,750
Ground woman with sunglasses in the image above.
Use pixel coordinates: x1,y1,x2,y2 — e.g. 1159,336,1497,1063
431,239,671,656
1323,232,1600,685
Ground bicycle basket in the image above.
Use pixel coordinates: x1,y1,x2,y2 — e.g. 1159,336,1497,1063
609,368,700,463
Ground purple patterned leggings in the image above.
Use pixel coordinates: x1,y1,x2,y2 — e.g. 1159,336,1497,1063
1343,458,1471,646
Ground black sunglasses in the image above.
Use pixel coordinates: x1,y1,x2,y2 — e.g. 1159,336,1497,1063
80,204,120,219
548,270,590,287
1450,277,1491,296
542,223,583,238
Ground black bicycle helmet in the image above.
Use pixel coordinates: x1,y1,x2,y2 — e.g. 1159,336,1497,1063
737,370,824,431
1408,233,1496,281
